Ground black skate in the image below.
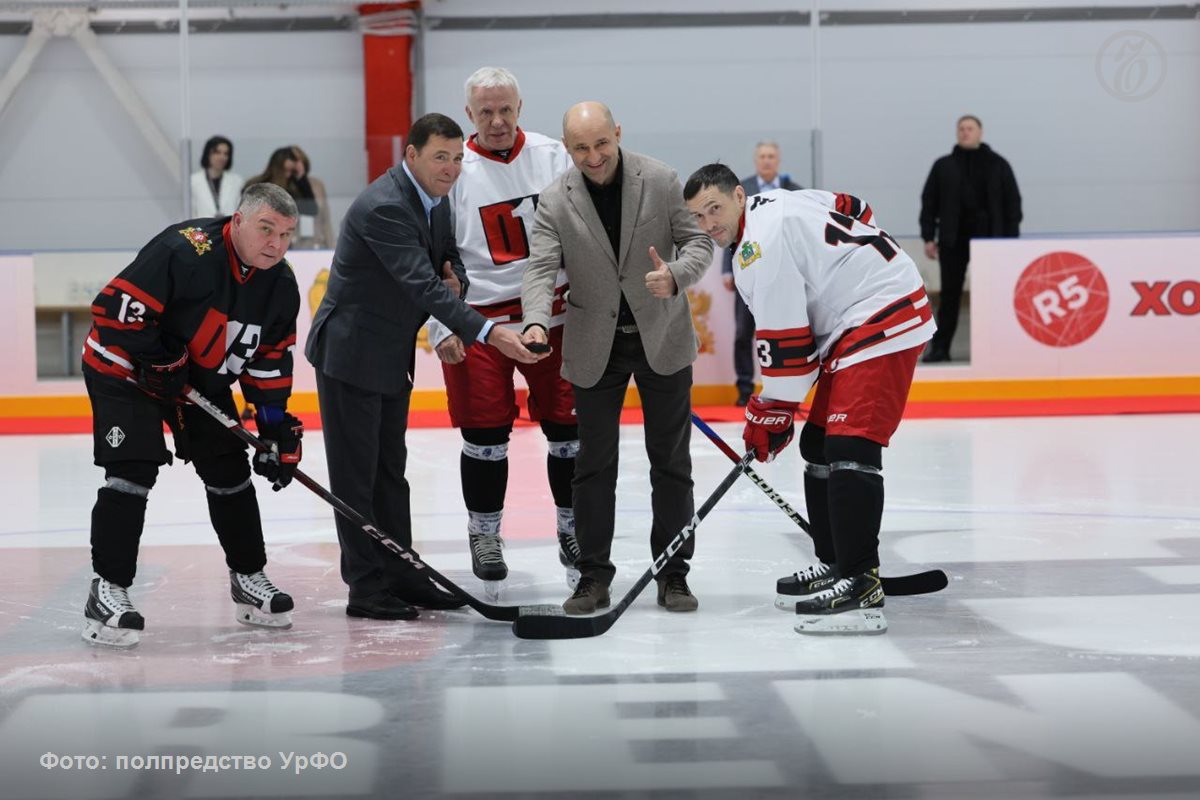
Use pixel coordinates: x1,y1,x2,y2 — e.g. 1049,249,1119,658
230,570,294,628
557,528,581,589
775,562,840,610
82,577,144,648
470,532,508,582
793,568,887,635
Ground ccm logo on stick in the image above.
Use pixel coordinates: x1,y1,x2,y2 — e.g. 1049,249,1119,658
1131,281,1200,316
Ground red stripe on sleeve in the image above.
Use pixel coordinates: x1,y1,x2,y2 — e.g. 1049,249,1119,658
108,278,164,313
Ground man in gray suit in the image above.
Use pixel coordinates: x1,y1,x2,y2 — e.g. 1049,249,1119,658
306,113,539,621
722,141,803,406
522,102,713,615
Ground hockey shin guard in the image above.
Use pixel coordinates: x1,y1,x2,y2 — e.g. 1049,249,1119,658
825,435,884,578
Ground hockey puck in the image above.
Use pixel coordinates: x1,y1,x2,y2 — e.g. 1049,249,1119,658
526,342,551,354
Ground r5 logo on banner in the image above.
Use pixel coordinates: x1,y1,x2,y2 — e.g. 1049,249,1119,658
1031,275,1089,324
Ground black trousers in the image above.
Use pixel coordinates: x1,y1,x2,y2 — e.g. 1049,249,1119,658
571,332,695,587
733,291,757,395
931,237,971,352
314,370,420,598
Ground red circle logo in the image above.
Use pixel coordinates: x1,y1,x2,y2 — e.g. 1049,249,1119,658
1013,251,1109,347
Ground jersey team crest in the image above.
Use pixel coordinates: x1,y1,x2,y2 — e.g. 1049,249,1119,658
179,227,213,256
738,241,762,269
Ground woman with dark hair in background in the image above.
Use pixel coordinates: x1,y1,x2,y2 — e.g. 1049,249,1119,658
244,147,299,193
190,135,245,217
289,145,333,249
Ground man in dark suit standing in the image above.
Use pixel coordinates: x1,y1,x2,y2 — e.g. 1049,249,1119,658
306,113,540,620
721,141,803,406
919,115,1021,363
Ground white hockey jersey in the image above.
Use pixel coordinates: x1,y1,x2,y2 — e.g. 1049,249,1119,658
733,189,935,403
428,128,572,346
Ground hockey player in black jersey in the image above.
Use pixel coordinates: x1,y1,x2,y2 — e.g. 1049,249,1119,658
81,183,303,647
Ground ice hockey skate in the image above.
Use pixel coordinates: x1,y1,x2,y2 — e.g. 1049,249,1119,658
557,528,581,589
82,577,145,648
230,570,294,628
775,561,840,610
793,568,888,635
470,531,508,582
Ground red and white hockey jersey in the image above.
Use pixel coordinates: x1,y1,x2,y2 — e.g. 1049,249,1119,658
428,128,571,346
733,189,935,403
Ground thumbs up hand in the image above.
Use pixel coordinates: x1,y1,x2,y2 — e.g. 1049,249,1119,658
644,246,677,298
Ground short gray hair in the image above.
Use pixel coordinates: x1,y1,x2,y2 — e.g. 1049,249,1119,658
755,140,780,153
238,182,297,219
464,66,520,102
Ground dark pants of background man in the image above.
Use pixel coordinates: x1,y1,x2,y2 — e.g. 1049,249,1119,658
733,292,756,398
571,331,695,587
930,235,971,356
314,370,417,598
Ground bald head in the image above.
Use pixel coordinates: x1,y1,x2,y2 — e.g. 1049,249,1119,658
562,101,622,186
562,101,616,138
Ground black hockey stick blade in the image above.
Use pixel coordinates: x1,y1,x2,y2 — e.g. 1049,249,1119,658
690,414,950,596
185,387,538,623
881,569,948,596
512,452,755,640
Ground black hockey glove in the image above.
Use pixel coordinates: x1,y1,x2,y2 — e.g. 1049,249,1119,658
253,409,303,491
136,348,189,402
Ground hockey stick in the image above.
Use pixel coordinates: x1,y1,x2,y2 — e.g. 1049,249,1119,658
185,387,562,623
512,451,756,640
689,414,948,596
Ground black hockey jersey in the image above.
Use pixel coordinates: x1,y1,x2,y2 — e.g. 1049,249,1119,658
83,217,300,410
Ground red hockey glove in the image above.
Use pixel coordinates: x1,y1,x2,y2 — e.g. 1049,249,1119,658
253,410,303,491
136,348,189,402
743,396,798,463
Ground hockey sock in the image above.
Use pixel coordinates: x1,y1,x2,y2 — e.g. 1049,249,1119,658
825,435,884,577
196,456,266,575
461,431,509,514
545,439,578,511
798,423,836,564
91,485,150,588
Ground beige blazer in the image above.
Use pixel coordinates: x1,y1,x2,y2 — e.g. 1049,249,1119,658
522,149,713,388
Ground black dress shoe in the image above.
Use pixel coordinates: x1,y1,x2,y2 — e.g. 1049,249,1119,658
735,390,752,407
346,591,419,620
392,578,468,610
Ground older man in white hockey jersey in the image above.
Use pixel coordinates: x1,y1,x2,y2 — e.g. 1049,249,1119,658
426,67,579,587
684,164,935,635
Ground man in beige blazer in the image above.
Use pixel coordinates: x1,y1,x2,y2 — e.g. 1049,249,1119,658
522,102,713,614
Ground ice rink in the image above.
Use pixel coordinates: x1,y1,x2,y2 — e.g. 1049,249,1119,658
1,412,1198,799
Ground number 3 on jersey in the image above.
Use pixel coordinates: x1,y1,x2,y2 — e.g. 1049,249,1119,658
478,194,538,266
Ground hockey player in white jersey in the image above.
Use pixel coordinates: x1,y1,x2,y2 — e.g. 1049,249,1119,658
684,164,935,635
426,67,579,589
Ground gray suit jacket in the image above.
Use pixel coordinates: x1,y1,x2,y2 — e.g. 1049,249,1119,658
305,165,487,395
522,149,714,389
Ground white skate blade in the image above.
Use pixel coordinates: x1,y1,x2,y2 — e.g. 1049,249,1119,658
794,608,888,636
483,580,504,601
774,592,822,611
565,568,581,590
82,620,139,648
235,603,293,629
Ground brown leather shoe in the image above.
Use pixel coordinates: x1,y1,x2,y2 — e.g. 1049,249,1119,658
563,576,610,615
657,573,699,612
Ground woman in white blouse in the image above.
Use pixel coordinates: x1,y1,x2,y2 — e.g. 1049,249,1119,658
189,136,245,217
